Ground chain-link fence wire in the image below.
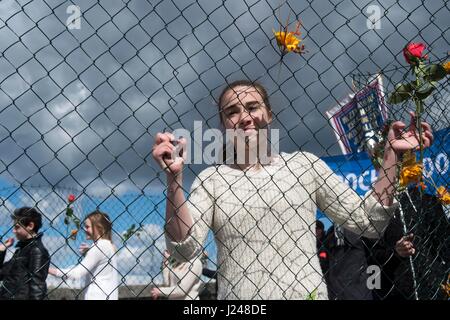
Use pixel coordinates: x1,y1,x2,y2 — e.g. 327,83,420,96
0,0,449,299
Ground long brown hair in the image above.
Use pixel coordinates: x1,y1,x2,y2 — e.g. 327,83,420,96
86,210,113,241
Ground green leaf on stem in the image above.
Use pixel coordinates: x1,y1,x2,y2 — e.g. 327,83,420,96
122,224,137,242
387,83,413,104
424,64,447,82
416,62,427,79
73,217,80,229
415,81,437,101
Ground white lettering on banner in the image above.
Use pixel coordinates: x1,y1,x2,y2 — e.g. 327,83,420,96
340,169,378,192
423,153,449,179
435,153,449,175
359,170,370,191
371,169,378,184
345,173,358,190
423,157,434,178
334,152,447,192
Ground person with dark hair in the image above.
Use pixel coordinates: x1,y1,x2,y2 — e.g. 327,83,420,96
0,207,50,300
152,80,434,299
315,220,329,278
48,210,119,300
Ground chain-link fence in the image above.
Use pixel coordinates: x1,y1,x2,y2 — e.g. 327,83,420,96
0,0,449,300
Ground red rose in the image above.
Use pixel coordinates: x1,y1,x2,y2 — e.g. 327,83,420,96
403,42,426,65
68,194,76,202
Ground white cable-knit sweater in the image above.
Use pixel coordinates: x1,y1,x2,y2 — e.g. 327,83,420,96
166,151,398,300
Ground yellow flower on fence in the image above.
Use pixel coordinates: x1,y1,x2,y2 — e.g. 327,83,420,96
443,61,450,74
441,274,450,298
273,21,305,55
437,186,450,205
69,229,78,240
399,164,423,187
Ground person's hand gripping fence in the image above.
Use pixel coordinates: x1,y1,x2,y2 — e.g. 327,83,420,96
152,132,187,176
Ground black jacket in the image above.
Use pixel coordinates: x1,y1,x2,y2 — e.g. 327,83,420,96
363,189,449,300
0,233,50,300
325,226,373,300
362,215,414,300
317,236,330,277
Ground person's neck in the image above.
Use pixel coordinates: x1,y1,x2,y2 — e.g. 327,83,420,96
20,233,38,242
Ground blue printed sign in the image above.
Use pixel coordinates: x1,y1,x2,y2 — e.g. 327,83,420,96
326,74,388,155
317,127,450,220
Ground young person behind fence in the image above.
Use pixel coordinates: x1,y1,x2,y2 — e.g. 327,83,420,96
48,210,119,300
152,80,434,299
0,207,50,300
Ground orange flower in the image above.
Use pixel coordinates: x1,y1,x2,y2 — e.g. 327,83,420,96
441,274,450,298
443,61,450,74
415,182,427,191
273,20,306,55
399,164,423,187
69,229,78,240
437,186,450,205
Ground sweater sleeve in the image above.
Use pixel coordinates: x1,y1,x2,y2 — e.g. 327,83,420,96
158,258,203,299
165,167,216,262
304,152,398,239
54,244,103,280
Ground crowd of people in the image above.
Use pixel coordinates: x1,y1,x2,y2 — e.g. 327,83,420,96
0,80,447,300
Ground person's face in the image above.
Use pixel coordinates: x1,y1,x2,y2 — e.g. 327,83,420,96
12,220,34,241
315,227,324,240
84,219,95,240
220,85,272,134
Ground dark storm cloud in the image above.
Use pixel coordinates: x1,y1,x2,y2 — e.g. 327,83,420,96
0,0,449,193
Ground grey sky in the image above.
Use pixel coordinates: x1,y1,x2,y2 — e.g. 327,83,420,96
0,0,449,194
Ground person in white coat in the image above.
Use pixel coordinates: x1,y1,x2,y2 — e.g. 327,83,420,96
49,211,119,300
150,250,203,300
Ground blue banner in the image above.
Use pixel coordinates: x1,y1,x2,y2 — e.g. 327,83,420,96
317,127,450,220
